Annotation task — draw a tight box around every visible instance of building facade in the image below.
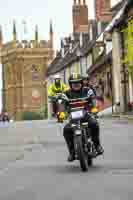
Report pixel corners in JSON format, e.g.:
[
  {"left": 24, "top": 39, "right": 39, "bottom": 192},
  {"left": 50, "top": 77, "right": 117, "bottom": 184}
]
[
  {"left": 46, "top": 0, "right": 115, "bottom": 116},
  {"left": 0, "top": 22, "right": 54, "bottom": 120},
  {"left": 108, "top": 0, "right": 133, "bottom": 113}
]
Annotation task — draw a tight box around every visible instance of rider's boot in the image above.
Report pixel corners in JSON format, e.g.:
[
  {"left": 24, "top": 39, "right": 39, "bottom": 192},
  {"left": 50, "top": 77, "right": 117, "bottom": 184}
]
[
  {"left": 92, "top": 135, "right": 104, "bottom": 156},
  {"left": 91, "top": 125, "right": 104, "bottom": 156},
  {"left": 95, "top": 144, "right": 104, "bottom": 155},
  {"left": 67, "top": 150, "right": 75, "bottom": 162}
]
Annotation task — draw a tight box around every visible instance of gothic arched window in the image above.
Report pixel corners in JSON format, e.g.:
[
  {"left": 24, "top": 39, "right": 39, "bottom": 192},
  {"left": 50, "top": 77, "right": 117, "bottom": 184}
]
[{"left": 32, "top": 65, "right": 40, "bottom": 81}]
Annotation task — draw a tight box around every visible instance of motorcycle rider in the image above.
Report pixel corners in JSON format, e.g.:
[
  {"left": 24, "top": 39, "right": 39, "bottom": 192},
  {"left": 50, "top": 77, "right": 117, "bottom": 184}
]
[
  {"left": 82, "top": 74, "right": 97, "bottom": 109},
  {"left": 82, "top": 74, "right": 97, "bottom": 96},
  {"left": 48, "top": 74, "right": 69, "bottom": 116},
  {"left": 63, "top": 73, "right": 104, "bottom": 162}
]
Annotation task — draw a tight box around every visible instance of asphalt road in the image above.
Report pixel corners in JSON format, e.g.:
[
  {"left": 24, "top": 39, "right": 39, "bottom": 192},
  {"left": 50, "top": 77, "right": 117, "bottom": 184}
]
[{"left": 0, "top": 119, "right": 133, "bottom": 200}]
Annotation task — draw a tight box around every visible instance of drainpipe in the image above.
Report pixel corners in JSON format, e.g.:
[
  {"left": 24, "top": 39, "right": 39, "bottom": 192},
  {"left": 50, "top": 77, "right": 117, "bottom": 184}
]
[
  {"left": 110, "top": 63, "right": 114, "bottom": 114},
  {"left": 120, "top": 31, "right": 128, "bottom": 113}
]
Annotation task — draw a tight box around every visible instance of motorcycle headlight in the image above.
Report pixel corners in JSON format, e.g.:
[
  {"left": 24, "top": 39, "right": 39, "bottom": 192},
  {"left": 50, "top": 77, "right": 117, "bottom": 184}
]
[{"left": 58, "top": 99, "right": 62, "bottom": 104}]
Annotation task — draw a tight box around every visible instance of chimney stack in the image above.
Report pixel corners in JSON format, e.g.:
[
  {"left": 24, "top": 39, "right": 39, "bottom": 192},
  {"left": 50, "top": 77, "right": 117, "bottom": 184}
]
[
  {"left": 83, "top": 0, "right": 86, "bottom": 5},
  {"left": 73, "top": 0, "right": 89, "bottom": 33},
  {"left": 78, "top": 0, "right": 81, "bottom": 4}
]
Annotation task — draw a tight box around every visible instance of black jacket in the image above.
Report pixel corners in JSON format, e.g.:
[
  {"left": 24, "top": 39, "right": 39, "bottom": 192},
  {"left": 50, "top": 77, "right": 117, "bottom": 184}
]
[{"left": 64, "top": 87, "right": 95, "bottom": 111}]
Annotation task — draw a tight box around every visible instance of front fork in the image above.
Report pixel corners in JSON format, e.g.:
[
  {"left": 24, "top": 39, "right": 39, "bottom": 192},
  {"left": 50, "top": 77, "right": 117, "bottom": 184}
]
[
  {"left": 73, "top": 128, "right": 88, "bottom": 159},
  {"left": 74, "top": 135, "right": 78, "bottom": 159}
]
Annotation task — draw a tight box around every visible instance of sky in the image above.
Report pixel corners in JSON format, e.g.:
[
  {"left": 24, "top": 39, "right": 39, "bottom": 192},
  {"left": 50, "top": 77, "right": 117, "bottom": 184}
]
[
  {"left": 0, "top": 0, "right": 120, "bottom": 112},
  {"left": 0, "top": 0, "right": 119, "bottom": 50}
]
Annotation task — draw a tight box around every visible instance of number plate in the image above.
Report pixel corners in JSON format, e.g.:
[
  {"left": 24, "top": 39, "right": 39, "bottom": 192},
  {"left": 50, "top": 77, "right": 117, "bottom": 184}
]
[
  {"left": 75, "top": 130, "right": 82, "bottom": 135},
  {"left": 71, "top": 110, "right": 83, "bottom": 119}
]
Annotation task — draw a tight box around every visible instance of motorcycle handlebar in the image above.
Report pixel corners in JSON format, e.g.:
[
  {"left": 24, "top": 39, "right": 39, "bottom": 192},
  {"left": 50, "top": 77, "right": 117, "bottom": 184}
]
[
  {"left": 48, "top": 94, "right": 69, "bottom": 102},
  {"left": 49, "top": 95, "right": 91, "bottom": 103}
]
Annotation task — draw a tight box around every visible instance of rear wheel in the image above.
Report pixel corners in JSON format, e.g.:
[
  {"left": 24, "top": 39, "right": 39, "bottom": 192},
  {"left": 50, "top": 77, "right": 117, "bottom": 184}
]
[
  {"left": 75, "top": 135, "right": 88, "bottom": 172},
  {"left": 59, "top": 119, "right": 64, "bottom": 123}
]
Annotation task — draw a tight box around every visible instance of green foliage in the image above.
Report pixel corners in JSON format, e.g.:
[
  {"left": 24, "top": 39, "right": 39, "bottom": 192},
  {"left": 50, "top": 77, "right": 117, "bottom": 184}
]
[
  {"left": 22, "top": 111, "right": 43, "bottom": 121},
  {"left": 128, "top": 65, "right": 133, "bottom": 80},
  {"left": 121, "top": 19, "right": 133, "bottom": 79},
  {"left": 39, "top": 104, "right": 48, "bottom": 119}
]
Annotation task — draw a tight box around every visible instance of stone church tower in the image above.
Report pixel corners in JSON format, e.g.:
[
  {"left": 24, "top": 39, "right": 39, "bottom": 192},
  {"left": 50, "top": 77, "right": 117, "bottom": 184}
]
[
  {"left": 0, "top": 22, "right": 54, "bottom": 120},
  {"left": 72, "top": 0, "right": 89, "bottom": 33}
]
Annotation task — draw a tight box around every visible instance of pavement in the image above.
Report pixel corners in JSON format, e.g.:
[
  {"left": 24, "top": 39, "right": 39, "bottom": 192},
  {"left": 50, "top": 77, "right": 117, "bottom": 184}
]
[
  {"left": 98, "top": 106, "right": 133, "bottom": 120},
  {"left": 112, "top": 112, "right": 133, "bottom": 120},
  {"left": 0, "top": 119, "right": 133, "bottom": 199}
]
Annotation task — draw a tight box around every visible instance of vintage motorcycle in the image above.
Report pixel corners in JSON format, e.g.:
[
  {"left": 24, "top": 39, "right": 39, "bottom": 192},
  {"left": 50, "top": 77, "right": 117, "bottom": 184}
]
[
  {"left": 51, "top": 93, "right": 66, "bottom": 123},
  {"left": 66, "top": 97, "right": 99, "bottom": 172}
]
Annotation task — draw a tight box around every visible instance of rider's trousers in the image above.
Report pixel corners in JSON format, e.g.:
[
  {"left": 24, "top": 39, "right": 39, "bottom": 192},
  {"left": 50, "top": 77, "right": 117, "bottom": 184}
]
[{"left": 63, "top": 116, "right": 100, "bottom": 153}]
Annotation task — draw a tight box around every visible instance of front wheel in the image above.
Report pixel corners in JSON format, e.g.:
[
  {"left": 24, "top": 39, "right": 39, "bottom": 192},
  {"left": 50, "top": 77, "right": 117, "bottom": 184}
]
[
  {"left": 74, "top": 135, "right": 88, "bottom": 172},
  {"left": 88, "top": 157, "right": 93, "bottom": 166}
]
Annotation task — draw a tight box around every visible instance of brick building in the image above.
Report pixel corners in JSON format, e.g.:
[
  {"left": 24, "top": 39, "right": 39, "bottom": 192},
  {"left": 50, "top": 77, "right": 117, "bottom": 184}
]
[
  {"left": 46, "top": 0, "right": 115, "bottom": 116},
  {"left": 0, "top": 22, "right": 54, "bottom": 120},
  {"left": 95, "top": 0, "right": 112, "bottom": 22},
  {"left": 95, "top": 0, "right": 112, "bottom": 34},
  {"left": 73, "top": 0, "right": 89, "bottom": 33}
]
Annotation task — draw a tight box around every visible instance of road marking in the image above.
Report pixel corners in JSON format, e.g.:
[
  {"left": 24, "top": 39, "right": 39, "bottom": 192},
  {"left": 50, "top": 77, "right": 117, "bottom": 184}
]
[{"left": 108, "top": 169, "right": 133, "bottom": 175}]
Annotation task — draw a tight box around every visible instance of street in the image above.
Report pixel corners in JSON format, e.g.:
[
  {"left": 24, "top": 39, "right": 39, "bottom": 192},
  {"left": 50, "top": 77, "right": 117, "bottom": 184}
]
[{"left": 0, "top": 119, "right": 133, "bottom": 199}]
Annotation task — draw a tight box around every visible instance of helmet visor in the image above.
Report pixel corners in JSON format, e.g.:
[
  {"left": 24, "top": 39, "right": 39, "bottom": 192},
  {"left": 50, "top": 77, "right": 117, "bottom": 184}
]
[
  {"left": 71, "top": 82, "right": 82, "bottom": 91},
  {"left": 55, "top": 78, "right": 61, "bottom": 86}
]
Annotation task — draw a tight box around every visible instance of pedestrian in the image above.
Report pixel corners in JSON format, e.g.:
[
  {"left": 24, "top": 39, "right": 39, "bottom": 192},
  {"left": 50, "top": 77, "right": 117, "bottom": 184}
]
[
  {"left": 0, "top": 113, "right": 3, "bottom": 122},
  {"left": 2, "top": 111, "right": 10, "bottom": 122}
]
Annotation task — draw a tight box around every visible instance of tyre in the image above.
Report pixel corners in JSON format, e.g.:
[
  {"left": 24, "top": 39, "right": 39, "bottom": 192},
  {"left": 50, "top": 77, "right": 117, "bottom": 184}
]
[
  {"left": 87, "top": 157, "right": 93, "bottom": 166},
  {"left": 57, "top": 118, "right": 63, "bottom": 123},
  {"left": 75, "top": 135, "right": 88, "bottom": 172}
]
